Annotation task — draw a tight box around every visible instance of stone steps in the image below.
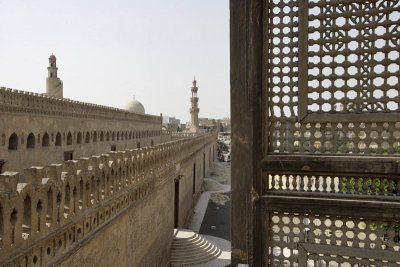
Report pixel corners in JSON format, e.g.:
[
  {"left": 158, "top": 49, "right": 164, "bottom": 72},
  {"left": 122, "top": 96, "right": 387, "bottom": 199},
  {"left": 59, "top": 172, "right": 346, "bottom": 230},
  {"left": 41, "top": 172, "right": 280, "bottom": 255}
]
[{"left": 170, "top": 229, "right": 222, "bottom": 266}]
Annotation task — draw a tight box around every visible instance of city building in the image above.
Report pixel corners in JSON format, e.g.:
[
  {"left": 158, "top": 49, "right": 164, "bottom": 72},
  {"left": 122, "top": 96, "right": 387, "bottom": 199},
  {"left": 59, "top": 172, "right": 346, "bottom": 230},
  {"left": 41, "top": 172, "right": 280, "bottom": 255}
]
[
  {"left": 199, "top": 118, "right": 218, "bottom": 132},
  {"left": 162, "top": 116, "right": 182, "bottom": 132}
]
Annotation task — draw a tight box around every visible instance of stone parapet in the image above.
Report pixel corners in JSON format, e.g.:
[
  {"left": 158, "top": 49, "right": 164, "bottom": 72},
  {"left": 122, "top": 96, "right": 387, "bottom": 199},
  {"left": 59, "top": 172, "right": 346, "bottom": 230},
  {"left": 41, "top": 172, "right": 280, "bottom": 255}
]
[
  {"left": 0, "top": 132, "right": 217, "bottom": 266},
  {"left": 162, "top": 132, "right": 198, "bottom": 138},
  {"left": 0, "top": 87, "right": 160, "bottom": 123}
]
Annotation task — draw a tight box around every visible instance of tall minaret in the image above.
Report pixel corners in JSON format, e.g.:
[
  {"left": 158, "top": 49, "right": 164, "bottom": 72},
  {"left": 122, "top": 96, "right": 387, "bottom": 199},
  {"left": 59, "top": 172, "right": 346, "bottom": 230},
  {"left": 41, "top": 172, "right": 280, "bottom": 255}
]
[
  {"left": 189, "top": 77, "right": 199, "bottom": 133},
  {"left": 46, "top": 54, "right": 63, "bottom": 98}
]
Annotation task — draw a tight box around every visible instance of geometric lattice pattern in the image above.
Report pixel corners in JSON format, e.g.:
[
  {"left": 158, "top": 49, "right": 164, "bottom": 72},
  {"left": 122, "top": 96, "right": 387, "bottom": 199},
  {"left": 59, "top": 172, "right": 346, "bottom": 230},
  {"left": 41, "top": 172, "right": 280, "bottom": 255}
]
[
  {"left": 308, "top": 0, "right": 400, "bottom": 114},
  {"left": 268, "top": 212, "right": 400, "bottom": 266},
  {"left": 270, "top": 120, "right": 400, "bottom": 154},
  {"left": 267, "top": 0, "right": 400, "bottom": 155},
  {"left": 268, "top": 0, "right": 299, "bottom": 119}
]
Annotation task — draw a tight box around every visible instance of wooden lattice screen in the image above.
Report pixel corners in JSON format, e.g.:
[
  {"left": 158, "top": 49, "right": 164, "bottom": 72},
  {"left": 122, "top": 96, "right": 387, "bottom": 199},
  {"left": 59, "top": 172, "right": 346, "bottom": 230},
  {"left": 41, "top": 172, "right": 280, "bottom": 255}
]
[
  {"left": 230, "top": 0, "right": 400, "bottom": 266},
  {"left": 268, "top": 0, "right": 400, "bottom": 154}
]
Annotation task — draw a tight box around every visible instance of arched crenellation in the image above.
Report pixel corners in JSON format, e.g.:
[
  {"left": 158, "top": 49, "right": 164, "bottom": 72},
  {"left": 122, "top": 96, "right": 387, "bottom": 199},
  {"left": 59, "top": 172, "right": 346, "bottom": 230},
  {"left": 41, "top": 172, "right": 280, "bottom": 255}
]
[
  {"left": 22, "top": 194, "right": 31, "bottom": 238},
  {"left": 0, "top": 132, "right": 217, "bottom": 266}
]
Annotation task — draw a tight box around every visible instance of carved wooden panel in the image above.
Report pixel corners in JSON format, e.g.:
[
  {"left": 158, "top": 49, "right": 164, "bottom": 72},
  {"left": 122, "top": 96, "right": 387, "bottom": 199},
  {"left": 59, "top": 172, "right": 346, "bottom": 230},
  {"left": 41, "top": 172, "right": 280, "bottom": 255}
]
[
  {"left": 267, "top": 0, "right": 400, "bottom": 154},
  {"left": 298, "top": 0, "right": 400, "bottom": 122},
  {"left": 267, "top": 211, "right": 400, "bottom": 266}
]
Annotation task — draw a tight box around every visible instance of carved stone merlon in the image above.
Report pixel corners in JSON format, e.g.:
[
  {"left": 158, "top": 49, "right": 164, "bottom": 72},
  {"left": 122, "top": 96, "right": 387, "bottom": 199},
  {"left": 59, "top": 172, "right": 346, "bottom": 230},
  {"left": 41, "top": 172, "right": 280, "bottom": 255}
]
[
  {"left": 23, "top": 166, "right": 44, "bottom": 185},
  {"left": 45, "top": 164, "right": 63, "bottom": 180},
  {"left": 0, "top": 171, "right": 19, "bottom": 194}
]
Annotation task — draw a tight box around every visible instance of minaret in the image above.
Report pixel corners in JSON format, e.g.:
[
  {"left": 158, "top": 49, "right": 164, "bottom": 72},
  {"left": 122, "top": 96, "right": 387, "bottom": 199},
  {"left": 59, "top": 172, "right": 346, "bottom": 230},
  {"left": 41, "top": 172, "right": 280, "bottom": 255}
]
[
  {"left": 46, "top": 54, "right": 63, "bottom": 98},
  {"left": 189, "top": 77, "right": 199, "bottom": 133}
]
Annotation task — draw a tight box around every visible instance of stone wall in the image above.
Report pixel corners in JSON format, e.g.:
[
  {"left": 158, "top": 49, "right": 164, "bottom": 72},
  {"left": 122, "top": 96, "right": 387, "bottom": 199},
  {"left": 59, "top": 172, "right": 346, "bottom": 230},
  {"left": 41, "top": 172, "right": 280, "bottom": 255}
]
[
  {"left": 0, "top": 87, "right": 162, "bottom": 172},
  {"left": 0, "top": 133, "right": 217, "bottom": 267}
]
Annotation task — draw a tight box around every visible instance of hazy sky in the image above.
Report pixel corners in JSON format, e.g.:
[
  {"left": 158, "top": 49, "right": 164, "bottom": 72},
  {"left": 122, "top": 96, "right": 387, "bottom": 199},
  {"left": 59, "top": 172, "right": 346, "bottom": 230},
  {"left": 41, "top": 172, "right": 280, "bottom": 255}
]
[{"left": 0, "top": 0, "right": 230, "bottom": 123}]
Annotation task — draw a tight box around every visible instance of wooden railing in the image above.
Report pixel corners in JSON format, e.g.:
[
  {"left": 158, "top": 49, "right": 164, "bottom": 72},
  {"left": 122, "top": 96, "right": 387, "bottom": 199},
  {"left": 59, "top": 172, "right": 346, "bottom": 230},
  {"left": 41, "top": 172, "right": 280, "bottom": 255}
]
[{"left": 261, "top": 154, "right": 400, "bottom": 266}]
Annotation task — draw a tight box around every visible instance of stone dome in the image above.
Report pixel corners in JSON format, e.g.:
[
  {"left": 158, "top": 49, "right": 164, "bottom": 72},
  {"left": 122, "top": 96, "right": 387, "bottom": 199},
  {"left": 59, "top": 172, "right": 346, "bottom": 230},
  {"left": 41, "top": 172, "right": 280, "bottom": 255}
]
[{"left": 124, "top": 99, "right": 145, "bottom": 114}]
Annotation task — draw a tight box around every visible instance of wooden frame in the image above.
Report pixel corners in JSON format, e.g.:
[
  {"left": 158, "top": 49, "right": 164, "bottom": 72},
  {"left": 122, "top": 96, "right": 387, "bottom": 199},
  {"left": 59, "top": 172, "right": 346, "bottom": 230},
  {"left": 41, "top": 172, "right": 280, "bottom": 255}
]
[
  {"left": 262, "top": 154, "right": 400, "bottom": 175},
  {"left": 230, "top": 0, "right": 265, "bottom": 265}
]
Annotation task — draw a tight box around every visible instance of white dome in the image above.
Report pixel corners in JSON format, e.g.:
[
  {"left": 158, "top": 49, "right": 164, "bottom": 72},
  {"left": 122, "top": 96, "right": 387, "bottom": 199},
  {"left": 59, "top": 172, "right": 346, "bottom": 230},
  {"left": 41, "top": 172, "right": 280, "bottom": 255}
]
[{"left": 124, "top": 99, "right": 145, "bottom": 114}]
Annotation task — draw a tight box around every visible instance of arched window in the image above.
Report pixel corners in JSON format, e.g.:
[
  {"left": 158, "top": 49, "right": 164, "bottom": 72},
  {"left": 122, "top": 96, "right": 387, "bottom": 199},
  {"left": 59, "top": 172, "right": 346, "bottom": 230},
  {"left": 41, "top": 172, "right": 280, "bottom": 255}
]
[
  {"left": 42, "top": 133, "right": 50, "bottom": 147},
  {"left": 117, "top": 132, "right": 120, "bottom": 141},
  {"left": 100, "top": 131, "right": 104, "bottom": 141},
  {"left": 55, "top": 133, "right": 62, "bottom": 146},
  {"left": 67, "top": 132, "right": 72, "bottom": 145},
  {"left": 85, "top": 132, "right": 90, "bottom": 143},
  {"left": 26, "top": 133, "right": 35, "bottom": 149},
  {"left": 107, "top": 132, "right": 110, "bottom": 141},
  {"left": 77, "top": 132, "right": 82, "bottom": 144},
  {"left": 112, "top": 132, "right": 115, "bottom": 141},
  {"left": 93, "top": 132, "right": 97, "bottom": 142},
  {"left": 8, "top": 133, "right": 18, "bottom": 150}
]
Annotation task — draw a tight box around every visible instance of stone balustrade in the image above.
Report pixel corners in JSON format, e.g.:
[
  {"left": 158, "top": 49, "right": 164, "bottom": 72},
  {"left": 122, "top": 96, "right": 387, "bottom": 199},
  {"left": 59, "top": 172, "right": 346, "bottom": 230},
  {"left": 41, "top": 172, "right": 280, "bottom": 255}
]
[
  {"left": 162, "top": 131, "right": 199, "bottom": 138},
  {"left": 0, "top": 132, "right": 216, "bottom": 266},
  {"left": 171, "top": 132, "right": 198, "bottom": 138}
]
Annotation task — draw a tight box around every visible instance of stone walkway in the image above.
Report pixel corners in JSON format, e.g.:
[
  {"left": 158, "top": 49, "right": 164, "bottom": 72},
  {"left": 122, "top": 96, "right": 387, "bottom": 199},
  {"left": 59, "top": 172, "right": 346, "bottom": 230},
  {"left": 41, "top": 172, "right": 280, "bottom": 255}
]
[{"left": 188, "top": 161, "right": 231, "bottom": 267}]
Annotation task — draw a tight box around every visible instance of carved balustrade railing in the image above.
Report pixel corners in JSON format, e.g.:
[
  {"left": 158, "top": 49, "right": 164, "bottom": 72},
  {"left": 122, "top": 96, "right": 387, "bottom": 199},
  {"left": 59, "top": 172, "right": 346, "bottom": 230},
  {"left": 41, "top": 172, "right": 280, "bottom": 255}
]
[
  {"left": 0, "top": 132, "right": 216, "bottom": 266},
  {"left": 261, "top": 155, "right": 400, "bottom": 266}
]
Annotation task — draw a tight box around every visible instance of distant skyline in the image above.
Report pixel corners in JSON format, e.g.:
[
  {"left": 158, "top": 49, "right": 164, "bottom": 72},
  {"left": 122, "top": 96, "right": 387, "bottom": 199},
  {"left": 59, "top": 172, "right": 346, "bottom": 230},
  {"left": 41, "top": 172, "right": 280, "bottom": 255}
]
[{"left": 0, "top": 0, "right": 230, "bottom": 123}]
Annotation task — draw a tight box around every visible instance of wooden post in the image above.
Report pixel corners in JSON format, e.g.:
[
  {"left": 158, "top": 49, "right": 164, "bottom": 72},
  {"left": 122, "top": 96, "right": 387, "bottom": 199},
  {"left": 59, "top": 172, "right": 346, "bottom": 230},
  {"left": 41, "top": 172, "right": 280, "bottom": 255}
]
[{"left": 230, "top": 0, "right": 265, "bottom": 265}]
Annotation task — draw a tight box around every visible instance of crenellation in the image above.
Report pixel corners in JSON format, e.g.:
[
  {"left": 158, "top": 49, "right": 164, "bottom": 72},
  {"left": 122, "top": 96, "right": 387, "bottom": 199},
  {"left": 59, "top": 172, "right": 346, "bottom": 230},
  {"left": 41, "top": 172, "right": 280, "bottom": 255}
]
[
  {"left": 0, "top": 86, "right": 160, "bottom": 123},
  {"left": 0, "top": 118, "right": 217, "bottom": 266},
  {"left": 45, "top": 164, "right": 62, "bottom": 181},
  {"left": 23, "top": 167, "right": 44, "bottom": 185},
  {"left": 0, "top": 171, "right": 18, "bottom": 195},
  {"left": 63, "top": 161, "right": 78, "bottom": 176}
]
